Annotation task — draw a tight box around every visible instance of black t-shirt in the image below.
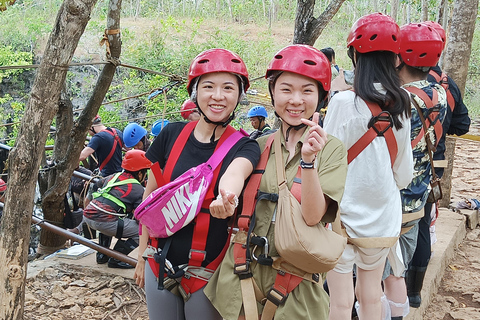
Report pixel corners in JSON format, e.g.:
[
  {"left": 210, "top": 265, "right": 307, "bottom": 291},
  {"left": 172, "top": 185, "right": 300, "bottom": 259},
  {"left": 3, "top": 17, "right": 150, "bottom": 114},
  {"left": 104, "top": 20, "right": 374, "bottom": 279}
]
[
  {"left": 145, "top": 122, "right": 260, "bottom": 267},
  {"left": 87, "top": 128, "right": 123, "bottom": 177}
]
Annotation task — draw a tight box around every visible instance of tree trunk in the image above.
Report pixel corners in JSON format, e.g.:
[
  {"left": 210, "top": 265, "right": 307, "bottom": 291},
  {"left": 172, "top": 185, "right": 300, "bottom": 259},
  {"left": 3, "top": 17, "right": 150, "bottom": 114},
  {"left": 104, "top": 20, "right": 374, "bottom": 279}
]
[
  {"left": 442, "top": 0, "right": 479, "bottom": 95},
  {"left": 421, "top": 0, "right": 429, "bottom": 21},
  {"left": 38, "top": 0, "right": 123, "bottom": 255},
  {"left": 437, "top": 0, "right": 447, "bottom": 25},
  {"left": 293, "top": 0, "right": 346, "bottom": 45},
  {"left": 390, "top": 0, "right": 399, "bottom": 21},
  {"left": 0, "top": 0, "right": 97, "bottom": 317}
]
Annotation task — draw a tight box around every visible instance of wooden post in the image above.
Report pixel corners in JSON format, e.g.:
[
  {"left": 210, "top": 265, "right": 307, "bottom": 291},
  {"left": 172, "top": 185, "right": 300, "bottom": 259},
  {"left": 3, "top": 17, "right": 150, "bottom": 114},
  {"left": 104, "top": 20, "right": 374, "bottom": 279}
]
[{"left": 439, "top": 136, "right": 456, "bottom": 207}]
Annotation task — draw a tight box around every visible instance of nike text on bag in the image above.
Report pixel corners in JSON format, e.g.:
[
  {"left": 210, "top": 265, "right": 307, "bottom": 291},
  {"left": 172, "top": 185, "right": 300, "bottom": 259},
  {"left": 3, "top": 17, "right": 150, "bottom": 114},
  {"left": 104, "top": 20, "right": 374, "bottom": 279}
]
[
  {"left": 134, "top": 129, "right": 245, "bottom": 238},
  {"left": 273, "top": 132, "right": 346, "bottom": 274}
]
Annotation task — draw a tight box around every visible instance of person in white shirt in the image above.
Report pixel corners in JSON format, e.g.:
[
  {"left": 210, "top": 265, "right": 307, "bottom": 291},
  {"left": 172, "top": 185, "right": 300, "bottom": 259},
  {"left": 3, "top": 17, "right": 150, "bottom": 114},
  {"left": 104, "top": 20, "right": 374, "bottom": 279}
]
[{"left": 324, "top": 12, "right": 414, "bottom": 320}]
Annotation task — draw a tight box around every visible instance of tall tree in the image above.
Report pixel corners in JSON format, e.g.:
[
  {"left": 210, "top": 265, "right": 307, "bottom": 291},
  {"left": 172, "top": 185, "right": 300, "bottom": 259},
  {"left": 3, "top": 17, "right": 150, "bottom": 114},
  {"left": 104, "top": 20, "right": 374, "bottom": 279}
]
[
  {"left": 0, "top": 0, "right": 96, "bottom": 317},
  {"left": 0, "top": 0, "right": 122, "bottom": 318},
  {"left": 442, "top": 0, "right": 478, "bottom": 95},
  {"left": 37, "top": 0, "right": 122, "bottom": 255},
  {"left": 293, "top": 0, "right": 346, "bottom": 45}
]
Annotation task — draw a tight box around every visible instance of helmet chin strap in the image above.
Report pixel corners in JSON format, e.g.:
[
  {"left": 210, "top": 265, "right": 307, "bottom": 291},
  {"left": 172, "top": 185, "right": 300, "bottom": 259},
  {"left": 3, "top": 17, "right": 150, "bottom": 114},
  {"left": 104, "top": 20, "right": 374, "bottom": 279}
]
[{"left": 276, "top": 99, "right": 326, "bottom": 142}]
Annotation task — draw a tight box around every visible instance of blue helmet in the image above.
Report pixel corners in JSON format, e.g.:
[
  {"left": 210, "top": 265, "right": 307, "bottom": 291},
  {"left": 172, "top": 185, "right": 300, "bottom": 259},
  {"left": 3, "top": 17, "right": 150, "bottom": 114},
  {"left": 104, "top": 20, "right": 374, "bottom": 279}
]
[
  {"left": 151, "top": 119, "right": 169, "bottom": 137},
  {"left": 123, "top": 122, "right": 148, "bottom": 148},
  {"left": 247, "top": 105, "right": 268, "bottom": 118}
]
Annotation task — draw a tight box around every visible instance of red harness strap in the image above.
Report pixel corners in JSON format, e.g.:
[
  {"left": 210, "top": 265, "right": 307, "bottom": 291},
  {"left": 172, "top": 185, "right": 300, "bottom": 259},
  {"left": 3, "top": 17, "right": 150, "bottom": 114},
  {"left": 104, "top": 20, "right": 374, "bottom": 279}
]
[
  {"left": 429, "top": 70, "right": 455, "bottom": 112},
  {"left": 147, "top": 121, "right": 237, "bottom": 296},
  {"left": 98, "top": 128, "right": 122, "bottom": 172},
  {"left": 405, "top": 86, "right": 443, "bottom": 149},
  {"left": 234, "top": 133, "right": 303, "bottom": 316},
  {"left": 347, "top": 102, "right": 398, "bottom": 167}
]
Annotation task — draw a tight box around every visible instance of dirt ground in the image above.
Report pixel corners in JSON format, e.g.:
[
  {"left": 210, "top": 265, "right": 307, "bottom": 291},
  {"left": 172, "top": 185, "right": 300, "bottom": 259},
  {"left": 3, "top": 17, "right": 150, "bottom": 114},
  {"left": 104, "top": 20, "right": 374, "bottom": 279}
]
[
  {"left": 423, "top": 119, "right": 480, "bottom": 320},
  {"left": 23, "top": 120, "right": 480, "bottom": 319}
]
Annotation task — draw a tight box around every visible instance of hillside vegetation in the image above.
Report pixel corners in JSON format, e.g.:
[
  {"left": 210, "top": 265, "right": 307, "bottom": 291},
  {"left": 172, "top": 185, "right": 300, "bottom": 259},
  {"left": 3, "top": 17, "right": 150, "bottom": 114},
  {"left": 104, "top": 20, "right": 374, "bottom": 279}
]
[{"left": 0, "top": 0, "right": 479, "bottom": 143}]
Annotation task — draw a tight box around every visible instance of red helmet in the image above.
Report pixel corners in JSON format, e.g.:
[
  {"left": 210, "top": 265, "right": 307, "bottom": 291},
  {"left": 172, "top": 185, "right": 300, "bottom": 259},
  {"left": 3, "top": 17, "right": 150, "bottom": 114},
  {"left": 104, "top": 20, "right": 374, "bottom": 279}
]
[
  {"left": 0, "top": 178, "right": 6, "bottom": 193},
  {"left": 187, "top": 48, "right": 249, "bottom": 94},
  {"left": 265, "top": 44, "right": 332, "bottom": 91},
  {"left": 399, "top": 23, "right": 443, "bottom": 67},
  {"left": 422, "top": 21, "right": 446, "bottom": 49},
  {"left": 121, "top": 150, "right": 152, "bottom": 172},
  {"left": 180, "top": 99, "right": 197, "bottom": 119},
  {"left": 347, "top": 12, "right": 400, "bottom": 53}
]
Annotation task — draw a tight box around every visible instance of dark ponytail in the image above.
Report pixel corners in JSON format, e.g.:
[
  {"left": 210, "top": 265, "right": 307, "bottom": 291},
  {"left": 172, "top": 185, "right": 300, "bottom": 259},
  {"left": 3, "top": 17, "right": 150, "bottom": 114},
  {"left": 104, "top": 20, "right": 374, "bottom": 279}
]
[{"left": 352, "top": 50, "right": 411, "bottom": 130}]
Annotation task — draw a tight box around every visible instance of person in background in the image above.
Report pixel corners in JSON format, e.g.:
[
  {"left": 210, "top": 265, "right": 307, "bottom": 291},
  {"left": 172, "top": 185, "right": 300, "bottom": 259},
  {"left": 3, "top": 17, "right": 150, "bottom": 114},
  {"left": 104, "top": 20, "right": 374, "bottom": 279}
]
[
  {"left": 79, "top": 115, "right": 123, "bottom": 177},
  {"left": 123, "top": 122, "right": 151, "bottom": 151},
  {"left": 83, "top": 149, "right": 151, "bottom": 269},
  {"left": 382, "top": 22, "right": 447, "bottom": 320},
  {"left": 0, "top": 178, "right": 6, "bottom": 221},
  {"left": 324, "top": 13, "right": 413, "bottom": 320},
  {"left": 205, "top": 44, "right": 348, "bottom": 320},
  {"left": 406, "top": 20, "right": 471, "bottom": 309},
  {"left": 150, "top": 119, "right": 170, "bottom": 138},
  {"left": 180, "top": 99, "right": 201, "bottom": 122},
  {"left": 321, "top": 47, "right": 340, "bottom": 79},
  {"left": 134, "top": 48, "right": 260, "bottom": 320},
  {"left": 79, "top": 115, "right": 124, "bottom": 263},
  {"left": 247, "top": 105, "right": 271, "bottom": 139}
]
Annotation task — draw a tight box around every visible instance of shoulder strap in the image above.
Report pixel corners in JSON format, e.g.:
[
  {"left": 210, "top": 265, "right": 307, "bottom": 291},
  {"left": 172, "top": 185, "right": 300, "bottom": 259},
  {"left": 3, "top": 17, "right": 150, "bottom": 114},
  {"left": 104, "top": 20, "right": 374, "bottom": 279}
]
[
  {"left": 347, "top": 102, "right": 398, "bottom": 167},
  {"left": 98, "top": 128, "right": 122, "bottom": 172},
  {"left": 163, "top": 121, "right": 197, "bottom": 181},
  {"left": 406, "top": 87, "right": 443, "bottom": 148},
  {"left": 429, "top": 70, "right": 455, "bottom": 112},
  {"left": 237, "top": 133, "right": 276, "bottom": 231}
]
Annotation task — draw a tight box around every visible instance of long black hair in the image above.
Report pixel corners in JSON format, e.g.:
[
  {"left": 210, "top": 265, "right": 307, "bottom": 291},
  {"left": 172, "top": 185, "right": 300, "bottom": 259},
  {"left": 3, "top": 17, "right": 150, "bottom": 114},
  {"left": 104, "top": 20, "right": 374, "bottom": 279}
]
[{"left": 350, "top": 47, "right": 411, "bottom": 130}]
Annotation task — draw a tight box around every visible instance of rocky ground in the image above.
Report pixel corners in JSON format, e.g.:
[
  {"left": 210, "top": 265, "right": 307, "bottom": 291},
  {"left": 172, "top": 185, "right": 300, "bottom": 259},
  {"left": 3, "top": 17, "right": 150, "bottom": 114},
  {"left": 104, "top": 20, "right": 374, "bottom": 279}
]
[
  {"left": 23, "top": 120, "right": 480, "bottom": 319},
  {"left": 422, "top": 119, "right": 480, "bottom": 320}
]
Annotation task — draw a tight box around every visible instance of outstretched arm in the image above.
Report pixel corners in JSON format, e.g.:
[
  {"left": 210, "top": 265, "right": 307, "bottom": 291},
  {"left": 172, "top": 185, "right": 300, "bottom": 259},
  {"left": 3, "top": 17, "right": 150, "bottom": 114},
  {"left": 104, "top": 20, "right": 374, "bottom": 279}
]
[{"left": 209, "top": 157, "right": 254, "bottom": 219}]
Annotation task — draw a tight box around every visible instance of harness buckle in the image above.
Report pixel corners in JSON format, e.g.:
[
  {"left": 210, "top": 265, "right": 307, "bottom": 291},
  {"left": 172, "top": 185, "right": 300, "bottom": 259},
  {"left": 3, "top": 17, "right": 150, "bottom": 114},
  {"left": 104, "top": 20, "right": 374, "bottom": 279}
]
[
  {"left": 234, "top": 262, "right": 252, "bottom": 279},
  {"left": 368, "top": 111, "right": 393, "bottom": 136},
  {"left": 178, "top": 284, "right": 191, "bottom": 302},
  {"left": 188, "top": 249, "right": 207, "bottom": 262},
  {"left": 266, "top": 287, "right": 288, "bottom": 306}
]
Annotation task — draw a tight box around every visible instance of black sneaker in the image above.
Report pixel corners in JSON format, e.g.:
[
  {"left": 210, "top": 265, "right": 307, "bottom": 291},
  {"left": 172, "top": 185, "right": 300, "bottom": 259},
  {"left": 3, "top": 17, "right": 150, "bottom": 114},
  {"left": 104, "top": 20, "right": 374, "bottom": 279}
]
[{"left": 108, "top": 258, "right": 134, "bottom": 269}]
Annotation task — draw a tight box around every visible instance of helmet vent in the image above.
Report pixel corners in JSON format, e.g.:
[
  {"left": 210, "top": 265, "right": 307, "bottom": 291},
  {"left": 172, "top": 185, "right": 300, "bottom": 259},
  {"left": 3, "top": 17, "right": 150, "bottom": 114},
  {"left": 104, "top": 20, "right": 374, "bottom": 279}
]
[
  {"left": 198, "top": 59, "right": 210, "bottom": 64},
  {"left": 303, "top": 60, "right": 316, "bottom": 66},
  {"left": 231, "top": 58, "right": 241, "bottom": 64},
  {"left": 392, "top": 35, "right": 397, "bottom": 42},
  {"left": 419, "top": 53, "right": 427, "bottom": 58},
  {"left": 406, "top": 49, "right": 413, "bottom": 53},
  {"left": 274, "top": 54, "right": 284, "bottom": 59},
  {"left": 370, "top": 34, "right": 378, "bottom": 41}
]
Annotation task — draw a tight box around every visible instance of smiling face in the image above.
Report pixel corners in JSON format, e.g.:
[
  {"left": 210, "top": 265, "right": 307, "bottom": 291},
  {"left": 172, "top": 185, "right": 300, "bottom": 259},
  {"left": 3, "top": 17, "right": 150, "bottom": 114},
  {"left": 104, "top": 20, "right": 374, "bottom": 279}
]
[
  {"left": 271, "top": 71, "right": 319, "bottom": 126},
  {"left": 196, "top": 72, "right": 241, "bottom": 123}
]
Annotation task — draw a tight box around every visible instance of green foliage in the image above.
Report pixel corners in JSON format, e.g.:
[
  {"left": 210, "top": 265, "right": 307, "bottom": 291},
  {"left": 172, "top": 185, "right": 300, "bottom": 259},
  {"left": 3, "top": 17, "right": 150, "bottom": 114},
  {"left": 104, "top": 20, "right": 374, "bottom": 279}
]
[{"left": 0, "top": 46, "right": 32, "bottom": 82}]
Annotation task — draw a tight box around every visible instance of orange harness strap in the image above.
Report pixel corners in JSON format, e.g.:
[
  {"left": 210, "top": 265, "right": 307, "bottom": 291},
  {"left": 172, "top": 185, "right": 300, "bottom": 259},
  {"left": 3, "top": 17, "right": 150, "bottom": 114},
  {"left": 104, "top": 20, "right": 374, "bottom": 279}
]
[
  {"left": 234, "top": 133, "right": 304, "bottom": 320},
  {"left": 347, "top": 102, "right": 398, "bottom": 167},
  {"left": 429, "top": 70, "right": 455, "bottom": 112},
  {"left": 147, "top": 122, "right": 237, "bottom": 296},
  {"left": 405, "top": 86, "right": 442, "bottom": 149}
]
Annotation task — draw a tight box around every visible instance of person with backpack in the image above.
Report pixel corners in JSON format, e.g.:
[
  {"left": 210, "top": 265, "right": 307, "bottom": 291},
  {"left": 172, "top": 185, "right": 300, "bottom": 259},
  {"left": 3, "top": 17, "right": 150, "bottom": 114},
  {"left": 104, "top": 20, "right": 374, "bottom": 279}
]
[
  {"left": 204, "top": 44, "right": 348, "bottom": 320},
  {"left": 134, "top": 48, "right": 260, "bottom": 320},
  {"left": 123, "top": 122, "right": 151, "bottom": 151},
  {"left": 405, "top": 20, "right": 471, "bottom": 309},
  {"left": 323, "top": 13, "right": 414, "bottom": 320},
  {"left": 83, "top": 149, "right": 152, "bottom": 268},
  {"left": 381, "top": 22, "right": 447, "bottom": 320},
  {"left": 247, "top": 105, "right": 271, "bottom": 139}
]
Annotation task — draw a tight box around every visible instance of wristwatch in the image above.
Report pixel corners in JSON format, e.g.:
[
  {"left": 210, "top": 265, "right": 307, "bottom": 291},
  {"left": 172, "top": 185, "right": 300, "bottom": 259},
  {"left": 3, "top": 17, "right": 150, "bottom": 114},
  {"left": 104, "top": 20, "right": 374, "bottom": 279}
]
[{"left": 300, "top": 157, "right": 317, "bottom": 169}]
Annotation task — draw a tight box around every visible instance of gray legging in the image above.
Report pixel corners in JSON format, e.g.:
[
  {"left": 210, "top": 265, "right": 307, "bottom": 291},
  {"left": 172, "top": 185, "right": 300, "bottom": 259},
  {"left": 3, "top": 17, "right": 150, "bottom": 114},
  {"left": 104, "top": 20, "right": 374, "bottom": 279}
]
[{"left": 144, "top": 262, "right": 223, "bottom": 320}]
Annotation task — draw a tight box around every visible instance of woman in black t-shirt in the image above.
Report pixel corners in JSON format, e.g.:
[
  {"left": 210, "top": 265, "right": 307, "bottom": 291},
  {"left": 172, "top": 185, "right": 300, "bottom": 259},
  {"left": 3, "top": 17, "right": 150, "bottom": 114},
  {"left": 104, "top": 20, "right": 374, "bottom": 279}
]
[{"left": 134, "top": 48, "right": 260, "bottom": 320}]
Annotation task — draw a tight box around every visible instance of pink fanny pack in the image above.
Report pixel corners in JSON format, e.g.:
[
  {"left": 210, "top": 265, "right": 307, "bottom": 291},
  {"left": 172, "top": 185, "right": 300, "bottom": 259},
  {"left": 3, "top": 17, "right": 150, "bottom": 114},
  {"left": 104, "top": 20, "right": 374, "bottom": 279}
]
[{"left": 135, "top": 128, "right": 246, "bottom": 238}]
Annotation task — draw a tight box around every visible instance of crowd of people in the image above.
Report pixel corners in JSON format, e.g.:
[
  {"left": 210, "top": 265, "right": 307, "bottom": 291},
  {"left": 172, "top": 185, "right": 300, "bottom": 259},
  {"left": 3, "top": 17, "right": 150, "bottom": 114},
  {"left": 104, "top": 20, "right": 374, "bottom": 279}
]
[{"left": 0, "top": 10, "right": 469, "bottom": 320}]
